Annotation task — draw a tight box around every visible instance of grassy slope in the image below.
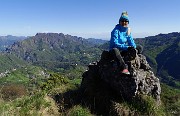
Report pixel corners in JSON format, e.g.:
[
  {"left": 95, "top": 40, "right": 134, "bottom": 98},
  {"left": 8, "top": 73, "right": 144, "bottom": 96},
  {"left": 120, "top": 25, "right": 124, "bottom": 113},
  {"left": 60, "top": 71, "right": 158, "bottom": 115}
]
[
  {"left": 0, "top": 65, "right": 179, "bottom": 115},
  {"left": 0, "top": 53, "right": 27, "bottom": 72},
  {"left": 0, "top": 66, "right": 91, "bottom": 116}
]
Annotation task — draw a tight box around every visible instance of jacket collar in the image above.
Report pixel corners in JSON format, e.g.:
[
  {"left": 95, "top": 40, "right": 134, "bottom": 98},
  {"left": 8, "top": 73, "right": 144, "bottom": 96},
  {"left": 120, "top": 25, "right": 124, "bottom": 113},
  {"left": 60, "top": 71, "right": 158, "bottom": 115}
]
[{"left": 115, "top": 24, "right": 128, "bottom": 32}]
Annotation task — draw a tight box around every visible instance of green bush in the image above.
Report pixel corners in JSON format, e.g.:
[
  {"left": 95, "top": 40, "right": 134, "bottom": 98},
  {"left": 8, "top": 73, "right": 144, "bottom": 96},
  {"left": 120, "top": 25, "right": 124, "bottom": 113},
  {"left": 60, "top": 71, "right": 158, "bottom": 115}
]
[
  {"left": 40, "top": 72, "right": 68, "bottom": 91},
  {"left": 66, "top": 105, "right": 92, "bottom": 116},
  {"left": 161, "top": 83, "right": 180, "bottom": 115}
]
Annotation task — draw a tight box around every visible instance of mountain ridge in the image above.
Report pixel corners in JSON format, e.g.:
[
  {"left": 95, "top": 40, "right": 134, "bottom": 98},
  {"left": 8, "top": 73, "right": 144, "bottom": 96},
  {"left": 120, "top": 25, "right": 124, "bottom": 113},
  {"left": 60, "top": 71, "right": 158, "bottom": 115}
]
[
  {"left": 0, "top": 35, "right": 26, "bottom": 51},
  {"left": 135, "top": 32, "right": 180, "bottom": 87},
  {"left": 5, "top": 33, "right": 105, "bottom": 71}
]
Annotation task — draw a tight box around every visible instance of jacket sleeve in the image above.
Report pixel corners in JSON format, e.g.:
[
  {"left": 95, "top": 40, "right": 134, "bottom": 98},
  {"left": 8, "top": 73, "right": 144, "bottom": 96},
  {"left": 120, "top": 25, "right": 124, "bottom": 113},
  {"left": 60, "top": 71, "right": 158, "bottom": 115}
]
[
  {"left": 127, "top": 34, "right": 136, "bottom": 48},
  {"left": 111, "top": 30, "right": 129, "bottom": 50}
]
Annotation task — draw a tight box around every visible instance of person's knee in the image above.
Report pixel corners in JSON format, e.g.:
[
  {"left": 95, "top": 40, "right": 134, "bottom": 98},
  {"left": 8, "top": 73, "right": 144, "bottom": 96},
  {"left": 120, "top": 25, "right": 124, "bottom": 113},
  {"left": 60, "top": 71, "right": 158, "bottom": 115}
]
[{"left": 112, "top": 48, "right": 121, "bottom": 55}]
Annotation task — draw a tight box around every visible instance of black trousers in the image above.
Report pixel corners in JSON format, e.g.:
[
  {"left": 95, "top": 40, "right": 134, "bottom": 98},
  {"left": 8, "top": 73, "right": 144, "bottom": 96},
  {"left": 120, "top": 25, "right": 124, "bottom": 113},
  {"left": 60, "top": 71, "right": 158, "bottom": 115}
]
[
  {"left": 109, "top": 48, "right": 126, "bottom": 70},
  {"left": 109, "top": 45, "right": 143, "bottom": 70}
]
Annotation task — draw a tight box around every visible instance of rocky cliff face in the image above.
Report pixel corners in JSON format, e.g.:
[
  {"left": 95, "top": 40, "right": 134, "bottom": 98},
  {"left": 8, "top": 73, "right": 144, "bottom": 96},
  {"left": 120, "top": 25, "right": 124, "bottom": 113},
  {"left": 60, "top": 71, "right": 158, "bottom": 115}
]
[{"left": 80, "top": 50, "right": 161, "bottom": 115}]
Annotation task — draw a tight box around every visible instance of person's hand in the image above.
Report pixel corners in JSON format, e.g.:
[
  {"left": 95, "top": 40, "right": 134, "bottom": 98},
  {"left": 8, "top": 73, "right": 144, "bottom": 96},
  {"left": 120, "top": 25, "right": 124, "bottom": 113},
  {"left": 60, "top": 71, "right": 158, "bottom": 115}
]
[
  {"left": 127, "top": 27, "right": 131, "bottom": 36},
  {"left": 128, "top": 46, "right": 134, "bottom": 50},
  {"left": 127, "top": 46, "right": 136, "bottom": 60}
]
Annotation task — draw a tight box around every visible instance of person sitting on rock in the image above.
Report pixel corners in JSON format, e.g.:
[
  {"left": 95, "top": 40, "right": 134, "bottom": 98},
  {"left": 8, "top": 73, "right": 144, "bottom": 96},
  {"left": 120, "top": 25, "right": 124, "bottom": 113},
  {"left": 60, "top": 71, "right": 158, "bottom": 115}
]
[{"left": 109, "top": 11, "right": 137, "bottom": 75}]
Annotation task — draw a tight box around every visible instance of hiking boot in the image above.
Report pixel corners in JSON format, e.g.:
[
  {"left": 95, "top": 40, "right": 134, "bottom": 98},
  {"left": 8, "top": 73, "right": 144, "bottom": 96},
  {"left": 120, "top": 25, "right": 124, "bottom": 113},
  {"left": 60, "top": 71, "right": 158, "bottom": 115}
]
[{"left": 122, "top": 69, "right": 130, "bottom": 75}]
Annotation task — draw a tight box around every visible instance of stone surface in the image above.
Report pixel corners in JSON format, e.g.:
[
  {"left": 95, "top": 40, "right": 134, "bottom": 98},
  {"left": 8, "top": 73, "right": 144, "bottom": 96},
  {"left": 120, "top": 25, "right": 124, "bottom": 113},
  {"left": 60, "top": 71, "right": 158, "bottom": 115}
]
[{"left": 81, "top": 50, "right": 161, "bottom": 104}]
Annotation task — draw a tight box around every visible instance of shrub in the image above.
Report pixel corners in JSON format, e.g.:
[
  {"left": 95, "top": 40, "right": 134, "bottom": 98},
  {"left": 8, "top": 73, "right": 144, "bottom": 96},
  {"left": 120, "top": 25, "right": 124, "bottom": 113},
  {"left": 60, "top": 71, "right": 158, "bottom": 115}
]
[
  {"left": 40, "top": 72, "right": 68, "bottom": 91},
  {"left": 66, "top": 105, "right": 92, "bottom": 116},
  {"left": 0, "top": 84, "right": 27, "bottom": 101}
]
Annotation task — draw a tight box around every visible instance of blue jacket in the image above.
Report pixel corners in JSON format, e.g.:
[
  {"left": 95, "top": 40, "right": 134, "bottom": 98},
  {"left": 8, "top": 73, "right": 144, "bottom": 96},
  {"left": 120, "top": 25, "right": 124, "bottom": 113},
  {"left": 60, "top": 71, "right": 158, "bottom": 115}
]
[{"left": 109, "top": 24, "right": 136, "bottom": 51}]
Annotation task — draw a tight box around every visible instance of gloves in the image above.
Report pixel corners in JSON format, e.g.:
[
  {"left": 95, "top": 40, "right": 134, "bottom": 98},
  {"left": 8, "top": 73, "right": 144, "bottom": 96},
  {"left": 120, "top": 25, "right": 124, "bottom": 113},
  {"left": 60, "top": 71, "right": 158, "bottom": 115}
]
[
  {"left": 128, "top": 46, "right": 134, "bottom": 51},
  {"left": 127, "top": 46, "right": 136, "bottom": 60}
]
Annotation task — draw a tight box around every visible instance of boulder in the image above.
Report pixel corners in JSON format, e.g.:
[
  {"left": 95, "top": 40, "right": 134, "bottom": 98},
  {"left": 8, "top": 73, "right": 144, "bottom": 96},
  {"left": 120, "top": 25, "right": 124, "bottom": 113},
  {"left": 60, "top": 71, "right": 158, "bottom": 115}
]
[{"left": 80, "top": 50, "right": 161, "bottom": 115}]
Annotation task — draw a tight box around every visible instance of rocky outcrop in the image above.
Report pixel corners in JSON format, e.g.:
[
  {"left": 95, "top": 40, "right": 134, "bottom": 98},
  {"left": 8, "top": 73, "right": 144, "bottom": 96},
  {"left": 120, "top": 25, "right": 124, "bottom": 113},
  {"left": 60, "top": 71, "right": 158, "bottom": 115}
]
[{"left": 80, "top": 50, "right": 161, "bottom": 115}]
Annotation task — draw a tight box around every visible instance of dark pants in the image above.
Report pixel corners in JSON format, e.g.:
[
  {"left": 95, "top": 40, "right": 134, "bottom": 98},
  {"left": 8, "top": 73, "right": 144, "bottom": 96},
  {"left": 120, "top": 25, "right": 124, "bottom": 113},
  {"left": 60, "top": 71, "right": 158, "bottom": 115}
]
[
  {"left": 109, "top": 48, "right": 126, "bottom": 70},
  {"left": 109, "top": 45, "right": 143, "bottom": 70}
]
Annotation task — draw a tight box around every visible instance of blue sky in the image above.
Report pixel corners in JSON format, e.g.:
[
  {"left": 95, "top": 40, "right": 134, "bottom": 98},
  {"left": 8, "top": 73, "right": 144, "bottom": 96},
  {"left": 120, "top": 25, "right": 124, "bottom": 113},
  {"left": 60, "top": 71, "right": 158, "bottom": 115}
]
[{"left": 0, "top": 0, "right": 180, "bottom": 39}]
